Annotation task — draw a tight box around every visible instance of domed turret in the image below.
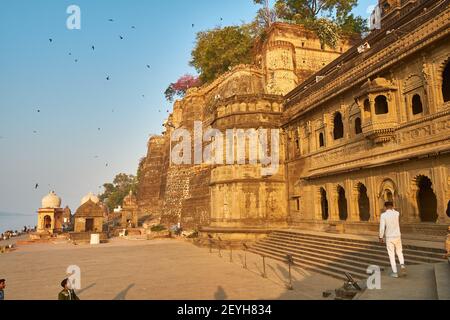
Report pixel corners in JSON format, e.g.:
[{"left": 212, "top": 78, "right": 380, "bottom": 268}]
[
  {"left": 41, "top": 191, "right": 62, "bottom": 209},
  {"left": 80, "top": 192, "right": 100, "bottom": 205}
]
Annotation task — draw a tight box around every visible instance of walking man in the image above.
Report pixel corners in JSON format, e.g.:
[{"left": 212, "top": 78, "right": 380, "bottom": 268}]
[
  {"left": 379, "top": 202, "right": 407, "bottom": 278},
  {"left": 0, "top": 279, "right": 5, "bottom": 300},
  {"left": 58, "top": 278, "right": 80, "bottom": 300}
]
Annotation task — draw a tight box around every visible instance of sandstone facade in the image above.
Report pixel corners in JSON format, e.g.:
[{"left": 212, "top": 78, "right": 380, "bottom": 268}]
[{"left": 137, "top": 0, "right": 450, "bottom": 237}]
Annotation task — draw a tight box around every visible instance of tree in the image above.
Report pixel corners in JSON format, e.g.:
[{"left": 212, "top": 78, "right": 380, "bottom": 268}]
[
  {"left": 164, "top": 74, "right": 201, "bottom": 102},
  {"left": 274, "top": 0, "right": 367, "bottom": 47},
  {"left": 253, "top": 0, "right": 278, "bottom": 31},
  {"left": 99, "top": 173, "right": 137, "bottom": 212},
  {"left": 190, "top": 25, "right": 255, "bottom": 83}
]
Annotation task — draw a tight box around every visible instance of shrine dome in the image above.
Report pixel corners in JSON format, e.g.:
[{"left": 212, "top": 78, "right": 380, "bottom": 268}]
[
  {"left": 80, "top": 192, "right": 100, "bottom": 205},
  {"left": 41, "top": 191, "right": 62, "bottom": 209}
]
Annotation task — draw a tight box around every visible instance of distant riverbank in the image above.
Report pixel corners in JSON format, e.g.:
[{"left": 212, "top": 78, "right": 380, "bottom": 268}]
[{"left": 0, "top": 212, "right": 35, "bottom": 233}]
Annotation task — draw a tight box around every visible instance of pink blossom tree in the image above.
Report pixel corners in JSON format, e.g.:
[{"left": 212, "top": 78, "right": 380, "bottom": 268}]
[{"left": 165, "top": 74, "right": 201, "bottom": 102}]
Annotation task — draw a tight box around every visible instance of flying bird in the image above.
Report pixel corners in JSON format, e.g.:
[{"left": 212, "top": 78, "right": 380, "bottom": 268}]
[
  {"left": 131, "top": 26, "right": 136, "bottom": 29},
  {"left": 74, "top": 59, "right": 78, "bottom": 63},
  {"left": 49, "top": 38, "right": 53, "bottom": 43},
  {"left": 35, "top": 183, "right": 39, "bottom": 189},
  {"left": 106, "top": 76, "right": 110, "bottom": 81},
  {"left": 108, "top": 19, "right": 114, "bottom": 22},
  {"left": 91, "top": 45, "right": 95, "bottom": 51},
  {"left": 37, "top": 109, "right": 40, "bottom": 113},
  {"left": 119, "top": 35, "right": 124, "bottom": 40},
  {"left": 192, "top": 24, "right": 194, "bottom": 28},
  {"left": 69, "top": 52, "right": 72, "bottom": 56},
  {"left": 146, "top": 65, "right": 150, "bottom": 69}
]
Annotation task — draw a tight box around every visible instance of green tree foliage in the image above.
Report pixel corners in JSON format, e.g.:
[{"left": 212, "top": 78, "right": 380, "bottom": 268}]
[
  {"left": 98, "top": 173, "right": 137, "bottom": 212},
  {"left": 274, "top": 0, "right": 368, "bottom": 47},
  {"left": 190, "top": 25, "right": 255, "bottom": 84}
]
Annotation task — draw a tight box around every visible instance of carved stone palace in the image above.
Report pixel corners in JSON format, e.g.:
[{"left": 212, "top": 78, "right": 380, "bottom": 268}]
[{"left": 137, "top": 0, "right": 450, "bottom": 240}]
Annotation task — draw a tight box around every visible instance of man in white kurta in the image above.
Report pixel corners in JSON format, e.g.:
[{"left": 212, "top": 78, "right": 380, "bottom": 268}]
[{"left": 379, "top": 202, "right": 407, "bottom": 278}]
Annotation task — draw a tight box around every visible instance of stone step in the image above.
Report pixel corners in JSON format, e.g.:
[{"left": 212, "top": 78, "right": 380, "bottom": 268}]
[
  {"left": 273, "top": 231, "right": 446, "bottom": 255},
  {"left": 434, "top": 262, "right": 450, "bottom": 300},
  {"left": 253, "top": 242, "right": 378, "bottom": 273},
  {"left": 271, "top": 232, "right": 446, "bottom": 260},
  {"left": 266, "top": 234, "right": 446, "bottom": 264},
  {"left": 250, "top": 243, "right": 368, "bottom": 280},
  {"left": 248, "top": 247, "right": 368, "bottom": 281},
  {"left": 261, "top": 238, "right": 410, "bottom": 267}
]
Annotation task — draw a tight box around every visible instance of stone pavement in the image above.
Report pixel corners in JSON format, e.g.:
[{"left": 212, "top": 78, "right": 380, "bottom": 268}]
[
  {"left": 357, "top": 264, "right": 438, "bottom": 300},
  {"left": 0, "top": 238, "right": 341, "bottom": 300}
]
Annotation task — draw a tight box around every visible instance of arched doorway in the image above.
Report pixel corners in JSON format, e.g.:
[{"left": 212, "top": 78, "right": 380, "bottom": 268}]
[
  {"left": 443, "top": 61, "right": 450, "bottom": 102},
  {"left": 337, "top": 186, "right": 348, "bottom": 221},
  {"left": 44, "top": 215, "right": 52, "bottom": 230},
  {"left": 320, "top": 188, "right": 329, "bottom": 220},
  {"left": 416, "top": 176, "right": 438, "bottom": 222},
  {"left": 358, "top": 184, "right": 371, "bottom": 221}
]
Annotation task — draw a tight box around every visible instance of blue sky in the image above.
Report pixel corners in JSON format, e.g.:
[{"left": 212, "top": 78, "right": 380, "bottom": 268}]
[{"left": 0, "top": 0, "right": 374, "bottom": 219}]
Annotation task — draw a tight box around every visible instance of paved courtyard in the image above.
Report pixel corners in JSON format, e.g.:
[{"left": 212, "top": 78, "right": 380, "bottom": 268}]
[{"left": 0, "top": 238, "right": 341, "bottom": 300}]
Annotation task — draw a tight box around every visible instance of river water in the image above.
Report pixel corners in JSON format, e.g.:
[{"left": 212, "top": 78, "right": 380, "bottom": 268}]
[{"left": 0, "top": 212, "right": 36, "bottom": 233}]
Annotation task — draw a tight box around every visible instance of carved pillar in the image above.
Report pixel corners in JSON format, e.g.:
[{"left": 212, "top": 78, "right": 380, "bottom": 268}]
[
  {"left": 347, "top": 180, "right": 358, "bottom": 222},
  {"left": 367, "top": 176, "right": 377, "bottom": 223},
  {"left": 408, "top": 182, "right": 421, "bottom": 223},
  {"left": 422, "top": 59, "right": 437, "bottom": 112},
  {"left": 433, "top": 166, "right": 448, "bottom": 224},
  {"left": 328, "top": 184, "right": 339, "bottom": 222}
]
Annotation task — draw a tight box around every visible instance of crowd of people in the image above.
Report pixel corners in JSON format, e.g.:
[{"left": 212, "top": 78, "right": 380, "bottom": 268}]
[{"left": 1, "top": 226, "right": 36, "bottom": 241}]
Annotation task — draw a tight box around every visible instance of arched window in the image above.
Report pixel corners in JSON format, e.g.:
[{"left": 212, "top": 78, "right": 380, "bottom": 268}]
[
  {"left": 412, "top": 94, "right": 423, "bottom": 115},
  {"left": 319, "top": 133, "right": 325, "bottom": 148},
  {"left": 375, "top": 95, "right": 389, "bottom": 114},
  {"left": 443, "top": 61, "right": 450, "bottom": 102},
  {"left": 355, "top": 117, "right": 362, "bottom": 135},
  {"left": 333, "top": 112, "right": 344, "bottom": 140}
]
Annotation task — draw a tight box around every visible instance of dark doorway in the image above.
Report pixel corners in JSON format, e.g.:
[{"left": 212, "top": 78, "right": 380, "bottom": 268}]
[
  {"left": 358, "top": 184, "right": 371, "bottom": 221},
  {"left": 85, "top": 218, "right": 94, "bottom": 232},
  {"left": 447, "top": 200, "right": 450, "bottom": 218},
  {"left": 337, "top": 186, "right": 348, "bottom": 221},
  {"left": 443, "top": 61, "right": 450, "bottom": 102},
  {"left": 44, "top": 215, "right": 52, "bottom": 229},
  {"left": 333, "top": 112, "right": 344, "bottom": 140},
  {"left": 417, "top": 176, "right": 438, "bottom": 222},
  {"left": 320, "top": 188, "right": 329, "bottom": 220}
]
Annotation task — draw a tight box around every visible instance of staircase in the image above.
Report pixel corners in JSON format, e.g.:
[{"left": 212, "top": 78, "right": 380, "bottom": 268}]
[{"left": 249, "top": 230, "right": 447, "bottom": 281}]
